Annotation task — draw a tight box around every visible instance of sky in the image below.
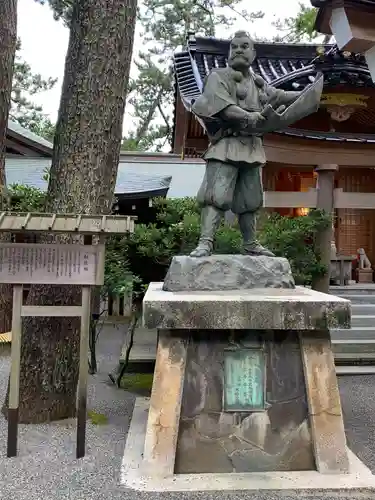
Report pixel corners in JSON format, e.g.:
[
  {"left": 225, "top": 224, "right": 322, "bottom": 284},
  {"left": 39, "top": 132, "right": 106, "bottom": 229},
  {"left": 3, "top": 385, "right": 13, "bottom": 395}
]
[{"left": 17, "top": 0, "right": 309, "bottom": 130}]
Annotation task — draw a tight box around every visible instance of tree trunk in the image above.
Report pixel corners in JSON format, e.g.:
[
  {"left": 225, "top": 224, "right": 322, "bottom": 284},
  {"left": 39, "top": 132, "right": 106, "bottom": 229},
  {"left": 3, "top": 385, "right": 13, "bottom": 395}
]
[
  {"left": 3, "top": 0, "right": 137, "bottom": 423},
  {"left": 0, "top": 0, "right": 17, "bottom": 334}
]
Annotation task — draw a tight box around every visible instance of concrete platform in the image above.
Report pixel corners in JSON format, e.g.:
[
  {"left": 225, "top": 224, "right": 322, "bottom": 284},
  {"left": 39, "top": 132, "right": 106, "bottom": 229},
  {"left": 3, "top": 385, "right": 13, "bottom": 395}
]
[
  {"left": 121, "top": 398, "right": 375, "bottom": 493},
  {"left": 143, "top": 282, "right": 351, "bottom": 331}
]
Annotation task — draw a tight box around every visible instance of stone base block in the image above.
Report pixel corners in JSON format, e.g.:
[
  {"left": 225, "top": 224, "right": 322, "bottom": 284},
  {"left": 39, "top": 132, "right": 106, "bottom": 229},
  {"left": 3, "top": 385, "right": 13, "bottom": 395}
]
[
  {"left": 163, "top": 255, "right": 295, "bottom": 292},
  {"left": 175, "top": 329, "right": 313, "bottom": 474},
  {"left": 121, "top": 398, "right": 375, "bottom": 493},
  {"left": 357, "top": 268, "right": 374, "bottom": 283},
  {"left": 144, "top": 283, "right": 351, "bottom": 331},
  {"left": 139, "top": 284, "right": 354, "bottom": 488}
]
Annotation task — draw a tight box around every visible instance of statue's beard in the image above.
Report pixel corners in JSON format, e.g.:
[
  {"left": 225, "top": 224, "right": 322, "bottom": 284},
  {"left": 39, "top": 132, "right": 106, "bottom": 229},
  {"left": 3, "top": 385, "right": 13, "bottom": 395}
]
[{"left": 229, "top": 56, "right": 251, "bottom": 70}]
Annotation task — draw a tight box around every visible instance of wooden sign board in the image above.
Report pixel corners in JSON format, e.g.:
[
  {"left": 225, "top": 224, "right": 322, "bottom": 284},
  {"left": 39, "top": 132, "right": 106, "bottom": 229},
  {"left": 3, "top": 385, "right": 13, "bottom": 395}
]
[{"left": 0, "top": 243, "right": 104, "bottom": 286}]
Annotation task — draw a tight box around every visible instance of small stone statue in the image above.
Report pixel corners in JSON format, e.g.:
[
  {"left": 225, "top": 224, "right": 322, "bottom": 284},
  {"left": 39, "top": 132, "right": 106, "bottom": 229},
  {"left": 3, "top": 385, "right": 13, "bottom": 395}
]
[
  {"left": 358, "top": 248, "right": 372, "bottom": 269},
  {"left": 190, "top": 31, "right": 323, "bottom": 258}
]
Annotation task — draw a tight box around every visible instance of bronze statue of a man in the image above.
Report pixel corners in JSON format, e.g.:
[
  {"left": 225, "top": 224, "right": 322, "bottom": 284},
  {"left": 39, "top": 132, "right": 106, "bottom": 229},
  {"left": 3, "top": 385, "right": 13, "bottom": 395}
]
[{"left": 190, "top": 31, "right": 322, "bottom": 258}]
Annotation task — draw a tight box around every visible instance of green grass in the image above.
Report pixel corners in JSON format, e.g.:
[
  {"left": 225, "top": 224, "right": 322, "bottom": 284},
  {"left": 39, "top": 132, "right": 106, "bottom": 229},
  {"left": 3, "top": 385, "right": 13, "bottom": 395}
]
[
  {"left": 88, "top": 410, "right": 108, "bottom": 425},
  {"left": 119, "top": 373, "right": 153, "bottom": 394}
]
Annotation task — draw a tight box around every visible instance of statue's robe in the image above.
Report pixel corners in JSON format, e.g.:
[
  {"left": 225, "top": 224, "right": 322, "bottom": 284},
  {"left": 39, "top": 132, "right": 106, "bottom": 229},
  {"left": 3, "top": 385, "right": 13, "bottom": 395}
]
[
  {"left": 192, "top": 67, "right": 300, "bottom": 166},
  {"left": 191, "top": 67, "right": 300, "bottom": 213}
]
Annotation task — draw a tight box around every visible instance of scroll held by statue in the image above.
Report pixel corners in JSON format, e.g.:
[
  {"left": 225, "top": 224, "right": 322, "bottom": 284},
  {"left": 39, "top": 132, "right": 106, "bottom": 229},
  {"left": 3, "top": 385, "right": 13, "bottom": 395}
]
[
  {"left": 192, "top": 70, "right": 324, "bottom": 138},
  {"left": 254, "top": 73, "right": 324, "bottom": 134}
]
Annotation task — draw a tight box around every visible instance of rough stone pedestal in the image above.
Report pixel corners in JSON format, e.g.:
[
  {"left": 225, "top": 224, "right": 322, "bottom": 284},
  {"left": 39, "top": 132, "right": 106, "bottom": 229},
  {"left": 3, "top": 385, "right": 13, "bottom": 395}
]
[
  {"left": 144, "top": 284, "right": 351, "bottom": 472},
  {"left": 121, "top": 281, "right": 375, "bottom": 492},
  {"left": 163, "top": 255, "right": 295, "bottom": 291}
]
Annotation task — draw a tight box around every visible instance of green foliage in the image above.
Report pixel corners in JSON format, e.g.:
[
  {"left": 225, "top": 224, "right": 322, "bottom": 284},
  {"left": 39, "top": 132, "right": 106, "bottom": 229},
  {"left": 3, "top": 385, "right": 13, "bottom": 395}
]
[
  {"left": 8, "top": 184, "right": 46, "bottom": 212},
  {"left": 87, "top": 410, "right": 108, "bottom": 425},
  {"left": 258, "top": 209, "right": 331, "bottom": 285},
  {"left": 122, "top": 0, "right": 264, "bottom": 151},
  {"left": 110, "top": 198, "right": 330, "bottom": 295},
  {"left": 34, "top": 0, "right": 73, "bottom": 24},
  {"left": 7, "top": 185, "right": 330, "bottom": 293},
  {"left": 11, "top": 40, "right": 57, "bottom": 141},
  {"left": 36, "top": 0, "right": 324, "bottom": 151},
  {"left": 121, "top": 2, "right": 323, "bottom": 152},
  {"left": 273, "top": 4, "right": 319, "bottom": 42},
  {"left": 119, "top": 373, "right": 153, "bottom": 393},
  {"left": 104, "top": 234, "right": 142, "bottom": 297}
]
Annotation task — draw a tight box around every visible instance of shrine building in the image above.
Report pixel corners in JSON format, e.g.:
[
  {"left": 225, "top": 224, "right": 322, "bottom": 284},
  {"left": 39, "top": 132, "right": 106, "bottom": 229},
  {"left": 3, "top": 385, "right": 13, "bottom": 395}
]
[{"left": 172, "top": 34, "right": 375, "bottom": 264}]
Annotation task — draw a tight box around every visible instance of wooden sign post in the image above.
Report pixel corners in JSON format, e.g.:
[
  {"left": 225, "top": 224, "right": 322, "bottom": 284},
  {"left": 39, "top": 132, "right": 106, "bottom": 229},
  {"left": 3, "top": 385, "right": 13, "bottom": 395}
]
[{"left": 0, "top": 212, "right": 136, "bottom": 459}]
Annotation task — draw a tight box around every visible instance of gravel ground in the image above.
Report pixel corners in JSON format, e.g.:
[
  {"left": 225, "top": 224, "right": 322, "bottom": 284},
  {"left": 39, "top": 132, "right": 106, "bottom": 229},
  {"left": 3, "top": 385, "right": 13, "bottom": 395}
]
[{"left": 0, "top": 325, "right": 374, "bottom": 500}]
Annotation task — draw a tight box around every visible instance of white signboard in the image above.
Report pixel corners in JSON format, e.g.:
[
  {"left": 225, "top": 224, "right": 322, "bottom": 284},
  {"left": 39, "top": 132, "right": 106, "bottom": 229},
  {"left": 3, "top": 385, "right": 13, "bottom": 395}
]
[{"left": 0, "top": 244, "right": 99, "bottom": 285}]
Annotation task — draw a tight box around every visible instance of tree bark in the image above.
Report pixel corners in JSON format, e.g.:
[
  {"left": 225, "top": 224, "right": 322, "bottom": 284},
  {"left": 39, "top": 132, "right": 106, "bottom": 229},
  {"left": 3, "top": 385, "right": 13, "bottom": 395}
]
[
  {"left": 0, "top": 0, "right": 17, "bottom": 334},
  {"left": 3, "top": 0, "right": 137, "bottom": 423}
]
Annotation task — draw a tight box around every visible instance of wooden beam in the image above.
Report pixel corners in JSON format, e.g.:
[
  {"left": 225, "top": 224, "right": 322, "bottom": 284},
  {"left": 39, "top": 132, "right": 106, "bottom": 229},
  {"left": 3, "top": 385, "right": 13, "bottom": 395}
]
[
  {"left": 184, "top": 136, "right": 207, "bottom": 153},
  {"left": 21, "top": 306, "right": 82, "bottom": 317},
  {"left": 173, "top": 96, "right": 188, "bottom": 155},
  {"left": 330, "top": 6, "right": 375, "bottom": 53},
  {"left": 4, "top": 138, "right": 43, "bottom": 157},
  {"left": 6, "top": 129, "right": 52, "bottom": 157},
  {"left": 0, "top": 213, "right": 136, "bottom": 234},
  {"left": 334, "top": 188, "right": 375, "bottom": 209},
  {"left": 7, "top": 285, "right": 23, "bottom": 458},
  {"left": 264, "top": 189, "right": 317, "bottom": 208},
  {"left": 76, "top": 286, "right": 91, "bottom": 459},
  {"left": 264, "top": 188, "right": 375, "bottom": 210},
  {"left": 264, "top": 135, "right": 375, "bottom": 166}
]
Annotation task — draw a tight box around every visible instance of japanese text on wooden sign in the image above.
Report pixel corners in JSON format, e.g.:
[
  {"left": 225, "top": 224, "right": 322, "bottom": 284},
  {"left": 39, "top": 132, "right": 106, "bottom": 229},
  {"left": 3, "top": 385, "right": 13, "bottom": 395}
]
[{"left": 0, "top": 244, "right": 100, "bottom": 285}]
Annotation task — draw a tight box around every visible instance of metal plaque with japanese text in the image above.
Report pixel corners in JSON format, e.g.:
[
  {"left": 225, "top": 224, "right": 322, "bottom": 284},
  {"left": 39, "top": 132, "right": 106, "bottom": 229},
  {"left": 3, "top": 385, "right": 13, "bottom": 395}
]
[
  {"left": 0, "top": 243, "right": 99, "bottom": 285},
  {"left": 223, "top": 348, "right": 265, "bottom": 412}
]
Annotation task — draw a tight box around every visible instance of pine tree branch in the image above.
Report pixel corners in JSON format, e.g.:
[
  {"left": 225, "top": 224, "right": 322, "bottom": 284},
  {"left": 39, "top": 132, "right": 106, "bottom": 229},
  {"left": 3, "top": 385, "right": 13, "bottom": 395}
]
[
  {"left": 157, "top": 98, "right": 171, "bottom": 137},
  {"left": 134, "top": 90, "right": 163, "bottom": 143}
]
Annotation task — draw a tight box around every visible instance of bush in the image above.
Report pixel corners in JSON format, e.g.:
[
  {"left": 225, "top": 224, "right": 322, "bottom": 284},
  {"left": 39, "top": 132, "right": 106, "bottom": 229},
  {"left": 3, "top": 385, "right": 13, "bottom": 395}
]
[
  {"left": 258, "top": 209, "right": 331, "bottom": 285},
  {"left": 8, "top": 184, "right": 46, "bottom": 212},
  {"left": 8, "top": 185, "right": 331, "bottom": 293},
  {"left": 116, "top": 198, "right": 331, "bottom": 294}
]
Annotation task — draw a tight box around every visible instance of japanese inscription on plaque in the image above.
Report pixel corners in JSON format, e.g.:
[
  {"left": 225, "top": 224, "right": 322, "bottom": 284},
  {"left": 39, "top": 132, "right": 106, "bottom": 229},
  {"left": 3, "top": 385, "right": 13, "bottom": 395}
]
[
  {"left": 223, "top": 348, "right": 265, "bottom": 412},
  {"left": 0, "top": 244, "right": 99, "bottom": 285}
]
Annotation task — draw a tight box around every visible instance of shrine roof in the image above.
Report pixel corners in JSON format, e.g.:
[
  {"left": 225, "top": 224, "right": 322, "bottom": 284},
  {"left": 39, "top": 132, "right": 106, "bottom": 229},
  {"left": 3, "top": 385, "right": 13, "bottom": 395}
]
[
  {"left": 311, "top": 0, "right": 375, "bottom": 6},
  {"left": 5, "top": 155, "right": 207, "bottom": 199},
  {"left": 173, "top": 35, "right": 375, "bottom": 144},
  {"left": 6, "top": 120, "right": 53, "bottom": 157},
  {"left": 174, "top": 36, "right": 324, "bottom": 110},
  {"left": 5, "top": 157, "right": 172, "bottom": 199}
]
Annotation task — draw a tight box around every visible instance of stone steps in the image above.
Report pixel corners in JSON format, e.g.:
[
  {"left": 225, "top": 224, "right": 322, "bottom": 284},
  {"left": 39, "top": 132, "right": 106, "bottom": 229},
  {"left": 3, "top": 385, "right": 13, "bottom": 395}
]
[
  {"left": 335, "top": 365, "right": 375, "bottom": 375},
  {"left": 351, "top": 315, "right": 375, "bottom": 327},
  {"left": 337, "top": 294, "right": 375, "bottom": 304},
  {"left": 330, "top": 285, "right": 375, "bottom": 295},
  {"left": 331, "top": 327, "right": 375, "bottom": 341},
  {"left": 350, "top": 303, "right": 375, "bottom": 314},
  {"left": 330, "top": 286, "right": 375, "bottom": 366}
]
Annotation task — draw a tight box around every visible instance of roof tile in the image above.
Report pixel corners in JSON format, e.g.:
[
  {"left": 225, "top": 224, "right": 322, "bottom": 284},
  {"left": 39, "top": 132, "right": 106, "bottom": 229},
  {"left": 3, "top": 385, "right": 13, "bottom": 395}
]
[
  {"left": 7, "top": 120, "right": 53, "bottom": 150},
  {"left": 174, "top": 34, "right": 375, "bottom": 144},
  {"left": 5, "top": 158, "right": 172, "bottom": 196}
]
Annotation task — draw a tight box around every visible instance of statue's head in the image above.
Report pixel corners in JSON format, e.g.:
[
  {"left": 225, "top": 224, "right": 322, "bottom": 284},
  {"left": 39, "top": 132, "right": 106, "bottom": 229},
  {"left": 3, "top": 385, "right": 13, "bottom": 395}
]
[{"left": 228, "top": 31, "right": 256, "bottom": 71}]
